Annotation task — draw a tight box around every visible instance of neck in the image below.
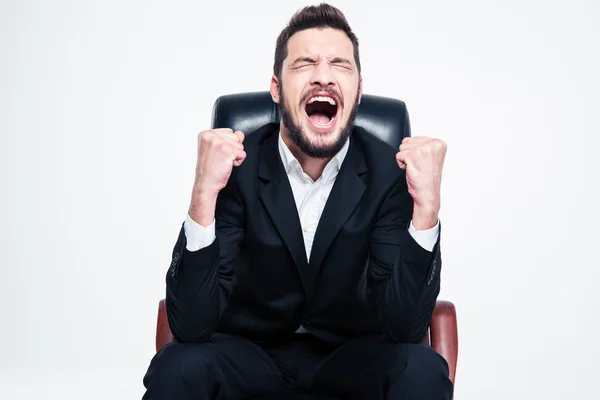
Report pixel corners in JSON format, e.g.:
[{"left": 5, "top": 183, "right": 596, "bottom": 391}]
[{"left": 281, "top": 126, "right": 331, "bottom": 181}]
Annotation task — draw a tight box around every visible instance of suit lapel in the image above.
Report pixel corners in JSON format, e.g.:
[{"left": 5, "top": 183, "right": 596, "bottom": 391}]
[
  {"left": 258, "top": 131, "right": 311, "bottom": 294},
  {"left": 306, "top": 135, "right": 367, "bottom": 295}
]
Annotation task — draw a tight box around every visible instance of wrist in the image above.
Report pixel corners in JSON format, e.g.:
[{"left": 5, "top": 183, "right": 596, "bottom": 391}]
[
  {"left": 189, "top": 187, "right": 219, "bottom": 227},
  {"left": 192, "top": 180, "right": 221, "bottom": 199},
  {"left": 412, "top": 204, "right": 439, "bottom": 231}
]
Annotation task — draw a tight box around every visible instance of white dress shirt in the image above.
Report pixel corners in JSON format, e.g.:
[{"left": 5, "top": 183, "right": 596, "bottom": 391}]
[{"left": 183, "top": 133, "right": 439, "bottom": 255}]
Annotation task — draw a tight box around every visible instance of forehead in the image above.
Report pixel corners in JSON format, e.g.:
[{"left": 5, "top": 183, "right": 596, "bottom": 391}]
[{"left": 286, "top": 27, "right": 355, "bottom": 61}]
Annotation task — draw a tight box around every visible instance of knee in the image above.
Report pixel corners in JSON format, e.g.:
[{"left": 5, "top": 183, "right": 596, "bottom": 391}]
[
  {"left": 144, "top": 342, "right": 214, "bottom": 388},
  {"left": 389, "top": 344, "right": 449, "bottom": 384}
]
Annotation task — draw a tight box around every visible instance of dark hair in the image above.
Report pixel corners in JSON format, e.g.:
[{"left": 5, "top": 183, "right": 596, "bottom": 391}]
[{"left": 273, "top": 3, "right": 361, "bottom": 79}]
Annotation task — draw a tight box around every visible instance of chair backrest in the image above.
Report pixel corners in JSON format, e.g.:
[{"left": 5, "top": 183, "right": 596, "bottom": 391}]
[{"left": 211, "top": 91, "right": 411, "bottom": 149}]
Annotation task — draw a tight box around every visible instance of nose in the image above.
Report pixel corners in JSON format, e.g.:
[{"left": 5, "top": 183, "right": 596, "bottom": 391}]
[{"left": 310, "top": 60, "right": 335, "bottom": 88}]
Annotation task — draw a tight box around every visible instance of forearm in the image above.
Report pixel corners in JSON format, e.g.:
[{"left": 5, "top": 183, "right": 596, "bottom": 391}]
[
  {"left": 376, "top": 233, "right": 441, "bottom": 343},
  {"left": 165, "top": 128, "right": 245, "bottom": 342},
  {"left": 367, "top": 176, "right": 442, "bottom": 343},
  {"left": 188, "top": 188, "right": 218, "bottom": 228},
  {"left": 166, "top": 185, "right": 242, "bottom": 343},
  {"left": 165, "top": 227, "right": 228, "bottom": 343}
]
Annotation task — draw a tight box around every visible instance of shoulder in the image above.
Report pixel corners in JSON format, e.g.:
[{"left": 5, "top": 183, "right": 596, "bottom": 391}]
[
  {"left": 241, "top": 122, "right": 279, "bottom": 148},
  {"left": 230, "top": 122, "right": 279, "bottom": 182},
  {"left": 351, "top": 125, "right": 402, "bottom": 181}
]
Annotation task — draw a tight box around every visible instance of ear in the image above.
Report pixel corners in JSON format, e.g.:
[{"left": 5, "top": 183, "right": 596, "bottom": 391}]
[
  {"left": 270, "top": 74, "right": 280, "bottom": 104},
  {"left": 358, "top": 75, "right": 363, "bottom": 104}
]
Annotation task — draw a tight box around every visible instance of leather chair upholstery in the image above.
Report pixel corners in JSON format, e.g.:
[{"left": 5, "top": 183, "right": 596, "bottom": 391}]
[
  {"left": 154, "top": 92, "right": 458, "bottom": 399},
  {"left": 211, "top": 91, "right": 411, "bottom": 148}
]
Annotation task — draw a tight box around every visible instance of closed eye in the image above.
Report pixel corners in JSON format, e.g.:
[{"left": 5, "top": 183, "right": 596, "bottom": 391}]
[
  {"left": 291, "top": 63, "right": 314, "bottom": 69},
  {"left": 290, "top": 57, "right": 354, "bottom": 70},
  {"left": 291, "top": 57, "right": 317, "bottom": 69},
  {"left": 330, "top": 57, "right": 353, "bottom": 70},
  {"left": 332, "top": 62, "right": 353, "bottom": 70}
]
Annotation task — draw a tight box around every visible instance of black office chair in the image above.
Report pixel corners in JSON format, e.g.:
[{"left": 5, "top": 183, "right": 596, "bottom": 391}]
[
  {"left": 211, "top": 91, "right": 411, "bottom": 147},
  {"left": 154, "top": 92, "right": 459, "bottom": 399}
]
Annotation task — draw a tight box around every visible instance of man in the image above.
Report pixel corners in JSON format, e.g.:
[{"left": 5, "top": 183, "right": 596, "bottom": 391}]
[{"left": 143, "top": 3, "right": 452, "bottom": 399}]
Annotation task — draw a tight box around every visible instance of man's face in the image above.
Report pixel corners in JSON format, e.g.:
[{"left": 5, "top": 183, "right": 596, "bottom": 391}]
[{"left": 271, "top": 28, "right": 362, "bottom": 159}]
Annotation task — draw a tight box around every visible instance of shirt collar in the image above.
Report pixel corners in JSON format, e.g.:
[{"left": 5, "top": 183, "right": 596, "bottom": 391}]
[{"left": 278, "top": 130, "right": 350, "bottom": 179}]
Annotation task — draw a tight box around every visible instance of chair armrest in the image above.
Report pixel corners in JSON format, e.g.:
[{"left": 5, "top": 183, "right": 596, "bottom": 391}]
[
  {"left": 430, "top": 300, "right": 458, "bottom": 385},
  {"left": 155, "top": 299, "right": 174, "bottom": 352},
  {"left": 154, "top": 298, "right": 459, "bottom": 386}
]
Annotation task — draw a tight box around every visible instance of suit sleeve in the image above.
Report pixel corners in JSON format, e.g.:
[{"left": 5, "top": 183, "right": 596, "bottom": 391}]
[
  {"left": 366, "top": 175, "right": 442, "bottom": 343},
  {"left": 165, "top": 173, "right": 245, "bottom": 343}
]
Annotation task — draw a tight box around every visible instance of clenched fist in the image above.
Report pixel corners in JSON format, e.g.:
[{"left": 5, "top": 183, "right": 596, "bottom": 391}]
[
  {"left": 396, "top": 136, "right": 447, "bottom": 230},
  {"left": 189, "top": 128, "right": 246, "bottom": 226}
]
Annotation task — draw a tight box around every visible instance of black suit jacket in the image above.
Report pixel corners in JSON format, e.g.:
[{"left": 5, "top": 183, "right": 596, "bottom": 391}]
[{"left": 166, "top": 122, "right": 442, "bottom": 344}]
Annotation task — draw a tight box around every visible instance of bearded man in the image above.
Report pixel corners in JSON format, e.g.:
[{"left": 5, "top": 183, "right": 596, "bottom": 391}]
[{"left": 143, "top": 3, "right": 452, "bottom": 399}]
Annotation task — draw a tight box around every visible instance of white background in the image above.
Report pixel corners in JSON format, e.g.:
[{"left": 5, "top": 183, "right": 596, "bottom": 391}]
[{"left": 1, "top": 0, "right": 599, "bottom": 398}]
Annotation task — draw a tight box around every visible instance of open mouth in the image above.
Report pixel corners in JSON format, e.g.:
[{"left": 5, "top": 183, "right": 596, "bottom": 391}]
[{"left": 304, "top": 95, "right": 339, "bottom": 129}]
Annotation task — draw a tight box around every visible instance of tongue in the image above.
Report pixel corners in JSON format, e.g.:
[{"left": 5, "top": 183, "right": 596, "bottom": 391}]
[{"left": 309, "top": 113, "right": 330, "bottom": 125}]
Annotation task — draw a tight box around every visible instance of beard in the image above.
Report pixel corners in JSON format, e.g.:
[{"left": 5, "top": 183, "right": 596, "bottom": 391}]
[{"left": 279, "top": 85, "right": 359, "bottom": 159}]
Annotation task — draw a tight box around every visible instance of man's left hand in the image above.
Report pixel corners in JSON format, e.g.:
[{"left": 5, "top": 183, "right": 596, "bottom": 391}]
[{"left": 396, "top": 136, "right": 447, "bottom": 230}]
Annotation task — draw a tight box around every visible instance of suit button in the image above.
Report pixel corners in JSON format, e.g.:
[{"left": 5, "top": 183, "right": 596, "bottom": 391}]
[
  {"left": 171, "top": 253, "right": 181, "bottom": 268},
  {"left": 170, "top": 253, "right": 181, "bottom": 277}
]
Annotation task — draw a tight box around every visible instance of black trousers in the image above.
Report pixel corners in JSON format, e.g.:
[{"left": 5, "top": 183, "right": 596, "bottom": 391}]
[{"left": 142, "top": 333, "right": 453, "bottom": 399}]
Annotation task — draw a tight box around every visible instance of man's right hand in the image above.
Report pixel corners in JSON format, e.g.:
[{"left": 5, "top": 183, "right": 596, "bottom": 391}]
[{"left": 189, "top": 128, "right": 246, "bottom": 226}]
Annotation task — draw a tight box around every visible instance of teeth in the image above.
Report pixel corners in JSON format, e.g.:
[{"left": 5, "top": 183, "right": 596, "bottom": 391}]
[{"left": 308, "top": 96, "right": 336, "bottom": 105}]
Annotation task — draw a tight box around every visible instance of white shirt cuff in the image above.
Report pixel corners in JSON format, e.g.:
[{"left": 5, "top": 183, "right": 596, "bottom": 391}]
[
  {"left": 183, "top": 214, "right": 216, "bottom": 252},
  {"left": 408, "top": 220, "right": 440, "bottom": 252}
]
